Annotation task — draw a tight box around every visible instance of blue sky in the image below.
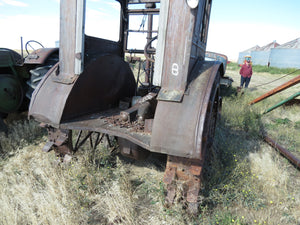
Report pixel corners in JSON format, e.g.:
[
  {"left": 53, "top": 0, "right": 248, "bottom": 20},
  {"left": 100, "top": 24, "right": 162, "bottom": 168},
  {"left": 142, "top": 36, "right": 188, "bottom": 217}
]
[
  {"left": 207, "top": 0, "right": 300, "bottom": 60},
  {"left": 210, "top": 0, "right": 300, "bottom": 28},
  {"left": 0, "top": 0, "right": 300, "bottom": 61}
]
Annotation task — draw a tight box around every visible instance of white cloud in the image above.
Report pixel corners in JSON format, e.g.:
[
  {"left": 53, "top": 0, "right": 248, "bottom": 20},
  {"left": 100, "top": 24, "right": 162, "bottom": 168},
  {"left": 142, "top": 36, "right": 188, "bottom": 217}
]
[
  {"left": 106, "top": 1, "right": 120, "bottom": 11},
  {"left": 0, "top": 14, "right": 59, "bottom": 49},
  {"left": 2, "top": 0, "right": 28, "bottom": 7},
  {"left": 86, "top": 8, "right": 105, "bottom": 17},
  {"left": 85, "top": 8, "right": 119, "bottom": 41}
]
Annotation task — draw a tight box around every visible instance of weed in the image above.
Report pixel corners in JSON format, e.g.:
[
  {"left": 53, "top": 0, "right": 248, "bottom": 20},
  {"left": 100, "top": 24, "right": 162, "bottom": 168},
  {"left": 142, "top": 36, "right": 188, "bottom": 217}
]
[
  {"left": 0, "top": 69, "right": 299, "bottom": 224},
  {"left": 295, "top": 121, "right": 300, "bottom": 130},
  {"left": 274, "top": 117, "right": 292, "bottom": 125},
  {"left": 227, "top": 62, "right": 300, "bottom": 75}
]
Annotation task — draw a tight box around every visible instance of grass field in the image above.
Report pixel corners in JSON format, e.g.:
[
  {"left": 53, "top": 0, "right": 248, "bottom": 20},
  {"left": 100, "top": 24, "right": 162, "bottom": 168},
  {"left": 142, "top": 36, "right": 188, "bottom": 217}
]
[{"left": 0, "top": 65, "right": 299, "bottom": 225}]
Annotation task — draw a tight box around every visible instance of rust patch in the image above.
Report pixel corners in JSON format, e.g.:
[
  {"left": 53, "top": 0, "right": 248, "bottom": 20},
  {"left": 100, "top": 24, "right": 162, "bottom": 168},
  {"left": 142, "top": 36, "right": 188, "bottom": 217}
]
[
  {"left": 105, "top": 114, "right": 145, "bottom": 133},
  {"left": 163, "top": 155, "right": 204, "bottom": 213}
]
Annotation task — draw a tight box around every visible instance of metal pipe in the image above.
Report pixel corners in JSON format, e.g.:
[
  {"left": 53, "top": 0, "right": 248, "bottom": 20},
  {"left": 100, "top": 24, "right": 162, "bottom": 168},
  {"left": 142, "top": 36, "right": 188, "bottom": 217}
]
[
  {"left": 249, "top": 75, "right": 300, "bottom": 105},
  {"left": 263, "top": 91, "right": 300, "bottom": 114},
  {"left": 144, "top": 3, "right": 155, "bottom": 83},
  {"left": 125, "top": 49, "right": 155, "bottom": 54},
  {"left": 20, "top": 36, "right": 24, "bottom": 64},
  {"left": 127, "top": 8, "right": 159, "bottom": 15},
  {"left": 144, "top": 36, "right": 157, "bottom": 63},
  {"left": 128, "top": 29, "right": 158, "bottom": 33},
  {"left": 129, "top": 0, "right": 160, "bottom": 3},
  {"left": 263, "top": 134, "right": 300, "bottom": 169}
]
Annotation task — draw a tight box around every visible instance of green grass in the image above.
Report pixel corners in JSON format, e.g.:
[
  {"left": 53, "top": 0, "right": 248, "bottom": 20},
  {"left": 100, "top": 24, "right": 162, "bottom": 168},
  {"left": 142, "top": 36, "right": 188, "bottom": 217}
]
[{"left": 227, "top": 62, "right": 300, "bottom": 75}]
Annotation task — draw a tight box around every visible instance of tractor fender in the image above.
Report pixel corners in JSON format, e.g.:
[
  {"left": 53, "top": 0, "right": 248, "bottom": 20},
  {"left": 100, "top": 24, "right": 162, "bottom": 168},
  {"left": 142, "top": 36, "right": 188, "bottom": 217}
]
[
  {"left": 24, "top": 48, "right": 59, "bottom": 65},
  {"left": 0, "top": 48, "right": 23, "bottom": 66},
  {"left": 29, "top": 55, "right": 136, "bottom": 127},
  {"left": 150, "top": 61, "right": 223, "bottom": 160}
]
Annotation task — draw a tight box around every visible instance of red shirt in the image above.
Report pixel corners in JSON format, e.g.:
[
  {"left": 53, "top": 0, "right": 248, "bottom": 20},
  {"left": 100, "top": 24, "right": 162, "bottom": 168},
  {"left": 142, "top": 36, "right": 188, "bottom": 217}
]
[{"left": 239, "top": 63, "right": 253, "bottom": 78}]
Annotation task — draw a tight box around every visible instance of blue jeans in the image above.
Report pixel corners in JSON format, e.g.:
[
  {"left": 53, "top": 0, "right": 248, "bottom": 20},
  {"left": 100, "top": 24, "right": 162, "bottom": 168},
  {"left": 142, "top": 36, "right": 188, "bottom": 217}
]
[{"left": 240, "top": 76, "right": 251, "bottom": 88}]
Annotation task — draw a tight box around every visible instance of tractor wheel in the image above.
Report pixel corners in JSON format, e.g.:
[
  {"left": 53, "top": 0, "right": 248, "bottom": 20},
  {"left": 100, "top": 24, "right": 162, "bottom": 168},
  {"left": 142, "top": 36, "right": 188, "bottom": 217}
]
[
  {"left": 26, "top": 65, "right": 52, "bottom": 99},
  {"left": 25, "top": 51, "right": 59, "bottom": 99},
  {"left": 191, "top": 71, "right": 221, "bottom": 214},
  {"left": 0, "top": 74, "right": 24, "bottom": 114},
  {"left": 202, "top": 71, "right": 221, "bottom": 152},
  {"left": 163, "top": 71, "right": 222, "bottom": 215}
]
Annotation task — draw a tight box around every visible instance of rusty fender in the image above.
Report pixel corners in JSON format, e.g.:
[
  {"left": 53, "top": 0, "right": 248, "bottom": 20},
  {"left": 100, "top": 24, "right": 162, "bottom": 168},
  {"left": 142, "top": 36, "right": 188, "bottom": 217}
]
[
  {"left": 150, "top": 61, "right": 223, "bottom": 160},
  {"left": 24, "top": 48, "right": 59, "bottom": 65},
  {"left": 29, "top": 55, "right": 136, "bottom": 127}
]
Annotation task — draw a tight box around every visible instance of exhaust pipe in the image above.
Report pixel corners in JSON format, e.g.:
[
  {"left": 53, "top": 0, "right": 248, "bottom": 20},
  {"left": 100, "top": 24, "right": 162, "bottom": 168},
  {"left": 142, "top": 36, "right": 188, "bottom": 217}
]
[{"left": 20, "top": 36, "right": 24, "bottom": 65}]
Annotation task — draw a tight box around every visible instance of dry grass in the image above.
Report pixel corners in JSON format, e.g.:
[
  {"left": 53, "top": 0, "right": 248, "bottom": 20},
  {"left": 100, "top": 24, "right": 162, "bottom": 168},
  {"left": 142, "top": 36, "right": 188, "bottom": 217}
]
[
  {"left": 0, "top": 68, "right": 299, "bottom": 224},
  {"left": 0, "top": 114, "right": 46, "bottom": 159},
  {"left": 0, "top": 145, "right": 87, "bottom": 224}
]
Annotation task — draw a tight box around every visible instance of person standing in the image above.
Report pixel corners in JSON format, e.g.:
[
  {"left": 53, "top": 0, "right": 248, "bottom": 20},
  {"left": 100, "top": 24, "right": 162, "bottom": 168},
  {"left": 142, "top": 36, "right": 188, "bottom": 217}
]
[{"left": 239, "top": 59, "right": 253, "bottom": 88}]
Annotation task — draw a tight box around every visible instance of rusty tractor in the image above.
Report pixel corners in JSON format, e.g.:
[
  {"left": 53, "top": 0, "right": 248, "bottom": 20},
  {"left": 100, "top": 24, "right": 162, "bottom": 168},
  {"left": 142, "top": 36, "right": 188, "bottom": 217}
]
[
  {"left": 0, "top": 39, "right": 58, "bottom": 119},
  {"left": 28, "top": 0, "right": 227, "bottom": 213}
]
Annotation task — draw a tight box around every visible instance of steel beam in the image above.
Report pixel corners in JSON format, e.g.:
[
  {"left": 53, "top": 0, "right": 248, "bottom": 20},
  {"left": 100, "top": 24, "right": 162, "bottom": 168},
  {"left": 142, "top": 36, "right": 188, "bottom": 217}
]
[
  {"left": 263, "top": 91, "right": 300, "bottom": 114},
  {"left": 249, "top": 75, "right": 300, "bottom": 105}
]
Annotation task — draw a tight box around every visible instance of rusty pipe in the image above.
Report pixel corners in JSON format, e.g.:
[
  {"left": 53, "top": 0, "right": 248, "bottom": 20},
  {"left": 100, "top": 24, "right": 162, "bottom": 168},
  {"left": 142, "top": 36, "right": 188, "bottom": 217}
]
[
  {"left": 144, "top": 4, "right": 155, "bottom": 83},
  {"left": 263, "top": 91, "right": 300, "bottom": 114},
  {"left": 144, "top": 36, "right": 157, "bottom": 63},
  {"left": 263, "top": 134, "right": 300, "bottom": 169},
  {"left": 249, "top": 75, "right": 300, "bottom": 105}
]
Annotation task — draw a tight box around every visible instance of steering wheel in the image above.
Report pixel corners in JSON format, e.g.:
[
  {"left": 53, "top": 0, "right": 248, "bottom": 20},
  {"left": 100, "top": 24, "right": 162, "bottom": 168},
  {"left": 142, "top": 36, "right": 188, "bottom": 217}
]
[{"left": 25, "top": 40, "right": 44, "bottom": 55}]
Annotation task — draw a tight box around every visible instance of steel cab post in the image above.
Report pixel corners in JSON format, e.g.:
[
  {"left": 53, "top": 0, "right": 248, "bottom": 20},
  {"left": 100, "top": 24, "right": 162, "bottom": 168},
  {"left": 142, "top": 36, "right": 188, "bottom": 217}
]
[{"left": 29, "top": 0, "right": 225, "bottom": 213}]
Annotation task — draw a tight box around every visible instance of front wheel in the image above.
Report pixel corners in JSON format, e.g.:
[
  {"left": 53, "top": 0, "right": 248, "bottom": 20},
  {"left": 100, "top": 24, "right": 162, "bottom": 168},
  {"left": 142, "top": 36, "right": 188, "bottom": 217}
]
[{"left": 163, "top": 71, "right": 222, "bottom": 215}]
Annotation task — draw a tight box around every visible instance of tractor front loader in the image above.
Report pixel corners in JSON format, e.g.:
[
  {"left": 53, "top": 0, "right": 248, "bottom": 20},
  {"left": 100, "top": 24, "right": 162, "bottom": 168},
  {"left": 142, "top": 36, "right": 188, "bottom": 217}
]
[{"left": 28, "top": 0, "right": 225, "bottom": 213}]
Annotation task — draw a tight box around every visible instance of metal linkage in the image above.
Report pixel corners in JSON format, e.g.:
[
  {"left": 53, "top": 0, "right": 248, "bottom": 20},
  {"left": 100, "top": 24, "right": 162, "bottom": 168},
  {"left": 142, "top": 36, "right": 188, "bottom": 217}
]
[
  {"left": 43, "top": 127, "right": 113, "bottom": 158},
  {"left": 74, "top": 130, "right": 113, "bottom": 152},
  {"left": 249, "top": 75, "right": 300, "bottom": 105}
]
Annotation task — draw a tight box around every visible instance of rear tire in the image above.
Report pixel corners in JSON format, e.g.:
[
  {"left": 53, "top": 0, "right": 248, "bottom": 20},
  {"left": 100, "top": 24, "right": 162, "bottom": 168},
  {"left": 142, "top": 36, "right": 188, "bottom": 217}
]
[
  {"left": 0, "top": 74, "right": 24, "bottom": 114},
  {"left": 202, "top": 71, "right": 221, "bottom": 154}
]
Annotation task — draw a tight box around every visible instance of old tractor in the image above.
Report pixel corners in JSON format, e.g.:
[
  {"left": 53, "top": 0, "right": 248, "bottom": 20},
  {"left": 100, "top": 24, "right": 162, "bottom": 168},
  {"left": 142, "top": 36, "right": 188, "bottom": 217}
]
[
  {"left": 0, "top": 40, "right": 58, "bottom": 119},
  {"left": 29, "top": 0, "right": 225, "bottom": 213}
]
